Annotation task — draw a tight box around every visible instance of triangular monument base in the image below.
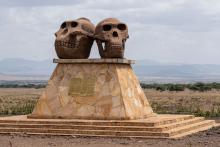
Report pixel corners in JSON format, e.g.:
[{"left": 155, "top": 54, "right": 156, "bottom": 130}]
[{"left": 29, "top": 59, "right": 155, "bottom": 120}]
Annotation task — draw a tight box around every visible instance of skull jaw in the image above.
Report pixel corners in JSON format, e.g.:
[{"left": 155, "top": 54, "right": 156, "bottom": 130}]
[
  {"left": 55, "top": 38, "right": 93, "bottom": 59},
  {"left": 97, "top": 40, "right": 125, "bottom": 58},
  {"left": 104, "top": 47, "right": 124, "bottom": 58}
]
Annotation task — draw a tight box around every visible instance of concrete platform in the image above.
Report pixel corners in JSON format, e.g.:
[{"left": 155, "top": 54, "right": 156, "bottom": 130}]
[{"left": 0, "top": 114, "right": 217, "bottom": 138}]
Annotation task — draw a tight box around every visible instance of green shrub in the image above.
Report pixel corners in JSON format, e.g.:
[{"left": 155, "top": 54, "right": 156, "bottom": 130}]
[
  {"left": 141, "top": 82, "right": 220, "bottom": 92},
  {"left": 0, "top": 84, "right": 46, "bottom": 89}
]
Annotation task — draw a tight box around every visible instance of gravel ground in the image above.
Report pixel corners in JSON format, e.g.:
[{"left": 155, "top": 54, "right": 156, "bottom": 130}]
[{"left": 0, "top": 126, "right": 219, "bottom": 147}]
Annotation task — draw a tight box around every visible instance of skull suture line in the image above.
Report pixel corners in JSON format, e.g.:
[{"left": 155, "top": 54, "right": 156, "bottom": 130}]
[
  {"left": 55, "top": 18, "right": 95, "bottom": 59},
  {"left": 95, "top": 18, "right": 129, "bottom": 58}
]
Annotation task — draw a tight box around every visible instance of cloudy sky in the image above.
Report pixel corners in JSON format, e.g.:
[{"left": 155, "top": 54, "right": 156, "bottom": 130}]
[{"left": 0, "top": 0, "right": 220, "bottom": 64}]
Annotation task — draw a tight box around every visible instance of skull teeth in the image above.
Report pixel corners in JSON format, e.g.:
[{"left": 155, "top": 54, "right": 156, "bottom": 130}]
[
  {"left": 110, "top": 44, "right": 124, "bottom": 50},
  {"left": 55, "top": 41, "right": 77, "bottom": 48},
  {"left": 102, "top": 42, "right": 124, "bottom": 50},
  {"left": 111, "top": 45, "right": 122, "bottom": 47}
]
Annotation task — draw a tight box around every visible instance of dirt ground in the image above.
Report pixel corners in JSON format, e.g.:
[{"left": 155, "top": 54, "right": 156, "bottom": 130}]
[
  {"left": 0, "top": 88, "right": 220, "bottom": 146},
  {"left": 0, "top": 125, "right": 219, "bottom": 147}
]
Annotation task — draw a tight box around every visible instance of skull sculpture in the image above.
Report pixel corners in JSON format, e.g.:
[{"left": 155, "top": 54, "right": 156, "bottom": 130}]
[
  {"left": 95, "top": 18, "right": 129, "bottom": 58},
  {"left": 55, "top": 17, "right": 95, "bottom": 59}
]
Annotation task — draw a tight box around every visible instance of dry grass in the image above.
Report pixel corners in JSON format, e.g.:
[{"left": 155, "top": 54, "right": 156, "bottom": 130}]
[
  {"left": 145, "top": 89, "right": 220, "bottom": 116},
  {"left": 0, "top": 88, "right": 42, "bottom": 115},
  {"left": 0, "top": 88, "right": 220, "bottom": 117}
]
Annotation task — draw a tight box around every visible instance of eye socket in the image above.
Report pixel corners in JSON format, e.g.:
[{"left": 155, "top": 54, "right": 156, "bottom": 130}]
[
  {"left": 60, "top": 22, "right": 66, "bottom": 29},
  {"left": 71, "top": 21, "right": 78, "bottom": 27},
  {"left": 117, "top": 23, "right": 126, "bottom": 31},
  {"left": 103, "top": 24, "right": 112, "bottom": 31},
  {"left": 81, "top": 25, "right": 94, "bottom": 34}
]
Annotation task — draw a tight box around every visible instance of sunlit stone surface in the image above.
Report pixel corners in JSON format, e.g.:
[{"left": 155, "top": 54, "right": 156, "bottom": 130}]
[{"left": 29, "top": 59, "right": 154, "bottom": 120}]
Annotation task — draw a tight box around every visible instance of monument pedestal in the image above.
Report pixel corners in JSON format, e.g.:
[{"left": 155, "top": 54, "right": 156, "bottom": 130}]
[
  {"left": 29, "top": 59, "right": 155, "bottom": 120},
  {"left": 0, "top": 59, "right": 217, "bottom": 138}
]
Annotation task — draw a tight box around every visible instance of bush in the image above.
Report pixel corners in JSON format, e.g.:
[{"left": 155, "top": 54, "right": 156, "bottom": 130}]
[
  {"left": 0, "top": 84, "right": 46, "bottom": 89},
  {"left": 141, "top": 82, "right": 220, "bottom": 92},
  {"left": 187, "top": 82, "right": 212, "bottom": 92},
  {"left": 167, "top": 84, "right": 185, "bottom": 91}
]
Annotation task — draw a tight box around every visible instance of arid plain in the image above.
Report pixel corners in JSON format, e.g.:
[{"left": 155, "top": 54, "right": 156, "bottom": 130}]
[{"left": 0, "top": 88, "right": 219, "bottom": 147}]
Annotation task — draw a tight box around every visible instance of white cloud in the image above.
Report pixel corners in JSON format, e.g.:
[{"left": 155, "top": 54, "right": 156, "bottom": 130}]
[{"left": 0, "top": 0, "right": 220, "bottom": 64}]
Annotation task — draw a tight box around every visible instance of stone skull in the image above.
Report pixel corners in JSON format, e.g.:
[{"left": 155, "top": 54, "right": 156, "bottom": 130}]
[
  {"left": 95, "top": 18, "right": 129, "bottom": 58},
  {"left": 55, "top": 18, "right": 95, "bottom": 59}
]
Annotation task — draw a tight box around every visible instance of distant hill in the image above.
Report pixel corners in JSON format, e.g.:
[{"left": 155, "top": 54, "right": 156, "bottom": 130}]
[
  {"left": 0, "top": 58, "right": 53, "bottom": 80},
  {"left": 1, "top": 58, "right": 220, "bottom": 83},
  {"left": 133, "top": 64, "right": 220, "bottom": 77},
  {"left": 0, "top": 73, "right": 49, "bottom": 81},
  {"left": 133, "top": 64, "right": 220, "bottom": 83},
  {"left": 135, "top": 59, "right": 161, "bottom": 65},
  {"left": 0, "top": 58, "right": 55, "bottom": 75}
]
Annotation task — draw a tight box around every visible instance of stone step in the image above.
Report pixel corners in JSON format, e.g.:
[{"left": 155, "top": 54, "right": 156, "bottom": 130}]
[
  {"left": 0, "top": 120, "right": 214, "bottom": 138},
  {"left": 0, "top": 127, "right": 170, "bottom": 137},
  {"left": 170, "top": 124, "right": 216, "bottom": 138},
  {"left": 167, "top": 120, "right": 215, "bottom": 137},
  {"left": 0, "top": 115, "right": 194, "bottom": 127},
  {"left": 0, "top": 117, "right": 204, "bottom": 132},
  {"left": 156, "top": 117, "right": 204, "bottom": 131},
  {"left": 0, "top": 115, "right": 215, "bottom": 138}
]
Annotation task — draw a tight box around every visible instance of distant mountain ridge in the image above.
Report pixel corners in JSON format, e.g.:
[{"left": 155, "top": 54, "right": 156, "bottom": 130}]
[
  {"left": 1, "top": 58, "right": 220, "bottom": 83},
  {"left": 133, "top": 64, "right": 220, "bottom": 83},
  {"left": 0, "top": 58, "right": 55, "bottom": 75},
  {"left": 135, "top": 59, "right": 161, "bottom": 65}
]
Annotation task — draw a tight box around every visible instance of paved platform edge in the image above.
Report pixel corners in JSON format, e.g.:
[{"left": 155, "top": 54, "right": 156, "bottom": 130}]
[{"left": 53, "top": 58, "right": 135, "bottom": 64}]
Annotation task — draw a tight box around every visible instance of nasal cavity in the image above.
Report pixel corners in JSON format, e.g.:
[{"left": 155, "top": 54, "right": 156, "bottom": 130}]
[
  {"left": 112, "top": 31, "right": 118, "bottom": 37},
  {"left": 61, "top": 29, "right": 68, "bottom": 35}
]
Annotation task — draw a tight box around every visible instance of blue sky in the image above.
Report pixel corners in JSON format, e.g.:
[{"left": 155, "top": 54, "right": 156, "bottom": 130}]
[{"left": 0, "top": 0, "right": 220, "bottom": 64}]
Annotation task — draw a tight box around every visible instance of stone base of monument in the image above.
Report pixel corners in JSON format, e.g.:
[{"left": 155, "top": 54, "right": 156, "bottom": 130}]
[
  {"left": 0, "top": 59, "right": 217, "bottom": 138},
  {"left": 0, "top": 115, "right": 217, "bottom": 138},
  {"left": 28, "top": 59, "right": 155, "bottom": 120}
]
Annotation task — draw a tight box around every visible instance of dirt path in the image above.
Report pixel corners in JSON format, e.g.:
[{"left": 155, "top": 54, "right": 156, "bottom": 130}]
[{"left": 0, "top": 126, "right": 219, "bottom": 147}]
